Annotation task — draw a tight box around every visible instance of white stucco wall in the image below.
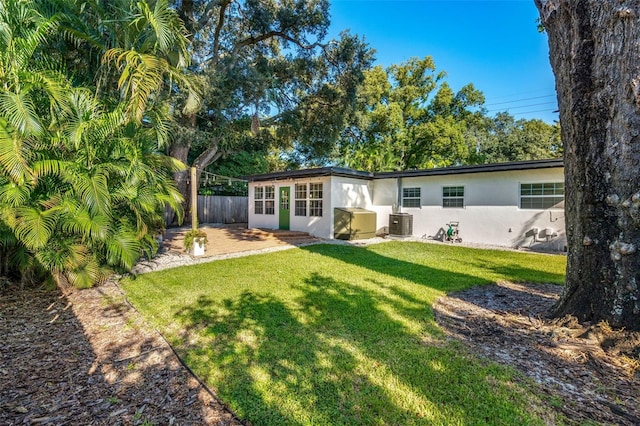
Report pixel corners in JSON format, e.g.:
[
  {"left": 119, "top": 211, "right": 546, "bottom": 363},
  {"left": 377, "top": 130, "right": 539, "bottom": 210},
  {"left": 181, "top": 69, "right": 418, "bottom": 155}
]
[
  {"left": 367, "top": 178, "right": 398, "bottom": 235},
  {"left": 371, "top": 167, "right": 566, "bottom": 249},
  {"left": 248, "top": 176, "right": 334, "bottom": 239},
  {"left": 330, "top": 177, "right": 374, "bottom": 210}
]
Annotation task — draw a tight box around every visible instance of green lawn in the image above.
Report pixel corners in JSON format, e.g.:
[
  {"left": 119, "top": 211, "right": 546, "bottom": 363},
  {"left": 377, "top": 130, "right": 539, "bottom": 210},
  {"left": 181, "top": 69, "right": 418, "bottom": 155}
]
[{"left": 121, "top": 242, "right": 566, "bottom": 425}]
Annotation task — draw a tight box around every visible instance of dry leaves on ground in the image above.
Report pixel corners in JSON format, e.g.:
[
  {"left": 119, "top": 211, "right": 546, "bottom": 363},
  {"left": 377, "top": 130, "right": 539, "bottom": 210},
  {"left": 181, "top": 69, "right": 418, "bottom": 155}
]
[
  {"left": 0, "top": 281, "right": 243, "bottom": 426},
  {"left": 434, "top": 281, "right": 640, "bottom": 426}
]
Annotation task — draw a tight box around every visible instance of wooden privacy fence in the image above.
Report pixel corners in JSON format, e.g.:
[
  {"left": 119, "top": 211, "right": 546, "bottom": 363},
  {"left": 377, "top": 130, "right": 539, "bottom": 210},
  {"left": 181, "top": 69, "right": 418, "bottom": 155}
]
[{"left": 197, "top": 195, "right": 248, "bottom": 224}]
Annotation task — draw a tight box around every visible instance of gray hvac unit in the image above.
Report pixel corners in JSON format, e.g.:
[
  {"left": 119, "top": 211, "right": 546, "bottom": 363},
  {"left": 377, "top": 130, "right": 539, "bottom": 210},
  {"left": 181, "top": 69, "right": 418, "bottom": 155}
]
[{"left": 389, "top": 213, "right": 413, "bottom": 237}]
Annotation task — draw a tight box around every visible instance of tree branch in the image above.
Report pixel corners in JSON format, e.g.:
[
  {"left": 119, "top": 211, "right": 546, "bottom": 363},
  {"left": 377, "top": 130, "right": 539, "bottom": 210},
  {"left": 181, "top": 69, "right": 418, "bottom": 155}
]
[
  {"left": 211, "top": 0, "right": 232, "bottom": 63},
  {"left": 192, "top": 137, "right": 223, "bottom": 170},
  {"left": 234, "top": 30, "right": 326, "bottom": 54}
]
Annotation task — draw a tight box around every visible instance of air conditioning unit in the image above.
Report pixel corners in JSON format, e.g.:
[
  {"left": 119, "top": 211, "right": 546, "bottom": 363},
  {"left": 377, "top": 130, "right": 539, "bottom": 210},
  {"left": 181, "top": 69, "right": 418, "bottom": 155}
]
[{"left": 389, "top": 213, "right": 413, "bottom": 237}]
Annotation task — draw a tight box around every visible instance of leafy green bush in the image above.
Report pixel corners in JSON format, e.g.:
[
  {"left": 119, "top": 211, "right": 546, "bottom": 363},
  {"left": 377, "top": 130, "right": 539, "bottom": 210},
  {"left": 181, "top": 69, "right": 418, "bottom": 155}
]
[{"left": 182, "top": 229, "right": 208, "bottom": 253}]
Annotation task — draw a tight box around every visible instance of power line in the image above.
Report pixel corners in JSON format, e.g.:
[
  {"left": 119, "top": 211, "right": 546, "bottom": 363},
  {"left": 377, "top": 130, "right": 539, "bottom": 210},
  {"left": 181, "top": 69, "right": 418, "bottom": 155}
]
[
  {"left": 485, "top": 88, "right": 556, "bottom": 101},
  {"left": 487, "top": 101, "right": 557, "bottom": 113},
  {"left": 509, "top": 108, "right": 559, "bottom": 116},
  {"left": 484, "top": 95, "right": 556, "bottom": 107}
]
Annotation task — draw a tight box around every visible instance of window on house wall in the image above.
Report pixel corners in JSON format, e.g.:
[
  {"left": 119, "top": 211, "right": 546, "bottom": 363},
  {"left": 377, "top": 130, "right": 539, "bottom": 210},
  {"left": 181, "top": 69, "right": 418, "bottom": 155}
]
[
  {"left": 402, "top": 187, "right": 421, "bottom": 208},
  {"left": 442, "top": 186, "right": 464, "bottom": 208},
  {"left": 254, "top": 186, "right": 264, "bottom": 214},
  {"left": 309, "top": 183, "right": 323, "bottom": 217},
  {"left": 264, "top": 185, "right": 275, "bottom": 215},
  {"left": 295, "top": 183, "right": 307, "bottom": 216},
  {"left": 520, "top": 182, "right": 564, "bottom": 209}
]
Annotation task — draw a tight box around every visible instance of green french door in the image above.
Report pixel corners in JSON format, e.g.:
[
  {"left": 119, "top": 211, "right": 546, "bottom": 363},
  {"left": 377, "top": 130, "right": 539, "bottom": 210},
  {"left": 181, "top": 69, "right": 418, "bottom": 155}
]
[{"left": 279, "top": 186, "right": 290, "bottom": 230}]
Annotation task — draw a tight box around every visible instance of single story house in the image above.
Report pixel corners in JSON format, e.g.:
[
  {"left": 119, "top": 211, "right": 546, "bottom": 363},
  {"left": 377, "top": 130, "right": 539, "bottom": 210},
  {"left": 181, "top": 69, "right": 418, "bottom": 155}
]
[{"left": 246, "top": 159, "right": 566, "bottom": 251}]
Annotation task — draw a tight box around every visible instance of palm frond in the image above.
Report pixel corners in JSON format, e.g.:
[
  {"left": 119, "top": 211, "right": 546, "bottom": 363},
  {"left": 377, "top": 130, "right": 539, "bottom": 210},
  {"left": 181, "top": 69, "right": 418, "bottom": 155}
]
[
  {"left": 57, "top": 19, "right": 106, "bottom": 51},
  {"left": 0, "top": 20, "right": 10, "bottom": 51},
  {"left": 175, "top": 70, "right": 203, "bottom": 115},
  {"left": 116, "top": 183, "right": 160, "bottom": 232},
  {"left": 67, "top": 168, "right": 111, "bottom": 215},
  {"left": 62, "top": 88, "right": 103, "bottom": 149},
  {"left": 0, "top": 181, "right": 31, "bottom": 207},
  {"left": 18, "top": 9, "right": 58, "bottom": 56},
  {"left": 0, "top": 218, "right": 18, "bottom": 247},
  {"left": 133, "top": 0, "right": 189, "bottom": 66},
  {"left": 64, "top": 256, "right": 108, "bottom": 289},
  {"left": 0, "top": 90, "right": 43, "bottom": 135},
  {"left": 59, "top": 201, "right": 111, "bottom": 241},
  {"left": 139, "top": 231, "right": 160, "bottom": 262},
  {"left": 10, "top": 245, "right": 41, "bottom": 282},
  {"left": 13, "top": 206, "right": 59, "bottom": 249},
  {"left": 103, "top": 48, "right": 168, "bottom": 123},
  {"left": 144, "top": 107, "right": 170, "bottom": 148},
  {"left": 28, "top": 69, "right": 73, "bottom": 117},
  {"left": 31, "top": 159, "right": 68, "bottom": 179},
  {"left": 1, "top": 1, "right": 59, "bottom": 74},
  {"left": 160, "top": 65, "right": 203, "bottom": 115},
  {"left": 105, "top": 227, "right": 140, "bottom": 270},
  {"left": 34, "top": 239, "right": 100, "bottom": 288},
  {"left": 0, "top": 118, "right": 33, "bottom": 183},
  {"left": 89, "top": 108, "right": 126, "bottom": 146},
  {"left": 147, "top": 152, "right": 186, "bottom": 173}
]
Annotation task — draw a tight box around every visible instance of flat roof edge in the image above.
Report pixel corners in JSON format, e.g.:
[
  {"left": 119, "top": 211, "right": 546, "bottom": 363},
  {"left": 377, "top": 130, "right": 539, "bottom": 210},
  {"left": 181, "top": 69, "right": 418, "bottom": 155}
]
[
  {"left": 374, "top": 159, "right": 564, "bottom": 179},
  {"left": 245, "top": 167, "right": 374, "bottom": 182},
  {"left": 245, "top": 159, "right": 564, "bottom": 182}
]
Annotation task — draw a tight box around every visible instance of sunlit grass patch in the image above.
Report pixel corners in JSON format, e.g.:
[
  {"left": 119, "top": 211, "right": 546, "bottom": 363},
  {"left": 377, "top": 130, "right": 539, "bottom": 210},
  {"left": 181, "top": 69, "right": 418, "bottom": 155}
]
[{"left": 121, "top": 242, "right": 566, "bottom": 425}]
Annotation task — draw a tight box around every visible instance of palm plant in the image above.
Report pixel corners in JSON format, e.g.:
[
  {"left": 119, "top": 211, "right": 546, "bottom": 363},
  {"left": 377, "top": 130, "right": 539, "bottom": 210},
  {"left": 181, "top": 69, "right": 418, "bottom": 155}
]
[
  {"left": 55, "top": 0, "right": 201, "bottom": 134},
  {"left": 0, "top": 0, "right": 65, "bottom": 285},
  {"left": 0, "top": 0, "right": 188, "bottom": 288}
]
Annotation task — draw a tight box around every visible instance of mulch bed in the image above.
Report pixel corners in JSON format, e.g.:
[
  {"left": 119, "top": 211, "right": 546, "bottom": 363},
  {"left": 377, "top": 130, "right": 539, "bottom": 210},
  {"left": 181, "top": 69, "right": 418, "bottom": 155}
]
[
  {"left": 0, "top": 281, "right": 243, "bottom": 425},
  {"left": 434, "top": 281, "right": 640, "bottom": 425}
]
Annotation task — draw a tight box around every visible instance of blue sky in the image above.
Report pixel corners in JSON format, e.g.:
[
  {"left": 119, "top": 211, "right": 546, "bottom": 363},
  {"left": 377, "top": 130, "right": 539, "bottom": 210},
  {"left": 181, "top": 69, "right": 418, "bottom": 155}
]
[{"left": 328, "top": 0, "right": 559, "bottom": 123}]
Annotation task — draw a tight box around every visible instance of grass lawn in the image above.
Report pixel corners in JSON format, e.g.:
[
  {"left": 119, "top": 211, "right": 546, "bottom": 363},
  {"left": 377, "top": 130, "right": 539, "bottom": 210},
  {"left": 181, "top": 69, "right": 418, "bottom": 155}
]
[{"left": 121, "top": 242, "right": 566, "bottom": 425}]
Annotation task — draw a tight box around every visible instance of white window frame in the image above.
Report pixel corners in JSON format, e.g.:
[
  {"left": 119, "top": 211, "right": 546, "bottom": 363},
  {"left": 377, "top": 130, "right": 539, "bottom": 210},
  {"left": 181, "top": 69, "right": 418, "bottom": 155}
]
[
  {"left": 308, "top": 183, "right": 323, "bottom": 217},
  {"left": 402, "top": 187, "right": 421, "bottom": 208},
  {"left": 264, "top": 185, "right": 275, "bottom": 215},
  {"left": 520, "top": 182, "right": 564, "bottom": 210},
  {"left": 254, "top": 186, "right": 264, "bottom": 215},
  {"left": 294, "top": 183, "right": 307, "bottom": 217},
  {"left": 442, "top": 186, "right": 464, "bottom": 208}
]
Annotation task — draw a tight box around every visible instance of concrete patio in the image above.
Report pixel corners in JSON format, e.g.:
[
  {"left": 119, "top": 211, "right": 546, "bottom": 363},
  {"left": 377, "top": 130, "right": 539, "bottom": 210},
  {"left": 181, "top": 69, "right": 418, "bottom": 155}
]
[{"left": 161, "top": 223, "right": 321, "bottom": 257}]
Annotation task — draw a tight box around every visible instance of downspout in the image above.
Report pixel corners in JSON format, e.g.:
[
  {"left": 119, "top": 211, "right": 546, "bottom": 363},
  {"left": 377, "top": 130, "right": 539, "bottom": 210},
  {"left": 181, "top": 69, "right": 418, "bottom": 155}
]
[{"left": 396, "top": 177, "right": 402, "bottom": 214}]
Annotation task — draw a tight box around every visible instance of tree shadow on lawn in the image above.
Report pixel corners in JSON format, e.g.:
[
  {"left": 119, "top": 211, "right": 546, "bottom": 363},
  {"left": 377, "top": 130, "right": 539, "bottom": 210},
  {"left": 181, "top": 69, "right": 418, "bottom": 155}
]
[
  {"left": 301, "top": 243, "right": 565, "bottom": 291},
  {"left": 173, "top": 267, "right": 549, "bottom": 425}
]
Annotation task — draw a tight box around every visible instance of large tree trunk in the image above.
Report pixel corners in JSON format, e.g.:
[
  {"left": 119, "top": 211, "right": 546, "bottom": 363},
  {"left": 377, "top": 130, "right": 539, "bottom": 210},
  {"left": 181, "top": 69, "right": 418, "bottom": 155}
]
[
  {"left": 168, "top": 132, "right": 224, "bottom": 226},
  {"left": 535, "top": 0, "right": 640, "bottom": 330}
]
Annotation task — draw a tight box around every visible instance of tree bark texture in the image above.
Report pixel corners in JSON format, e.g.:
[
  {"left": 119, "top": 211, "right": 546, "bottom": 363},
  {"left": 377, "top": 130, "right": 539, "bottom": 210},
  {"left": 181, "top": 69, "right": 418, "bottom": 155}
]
[
  {"left": 536, "top": 0, "right": 640, "bottom": 330},
  {"left": 168, "top": 136, "right": 222, "bottom": 225}
]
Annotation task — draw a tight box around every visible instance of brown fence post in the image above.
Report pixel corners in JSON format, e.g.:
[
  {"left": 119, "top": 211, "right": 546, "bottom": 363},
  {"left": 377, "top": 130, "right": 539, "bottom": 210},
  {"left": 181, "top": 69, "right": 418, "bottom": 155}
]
[{"left": 191, "top": 166, "right": 198, "bottom": 230}]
